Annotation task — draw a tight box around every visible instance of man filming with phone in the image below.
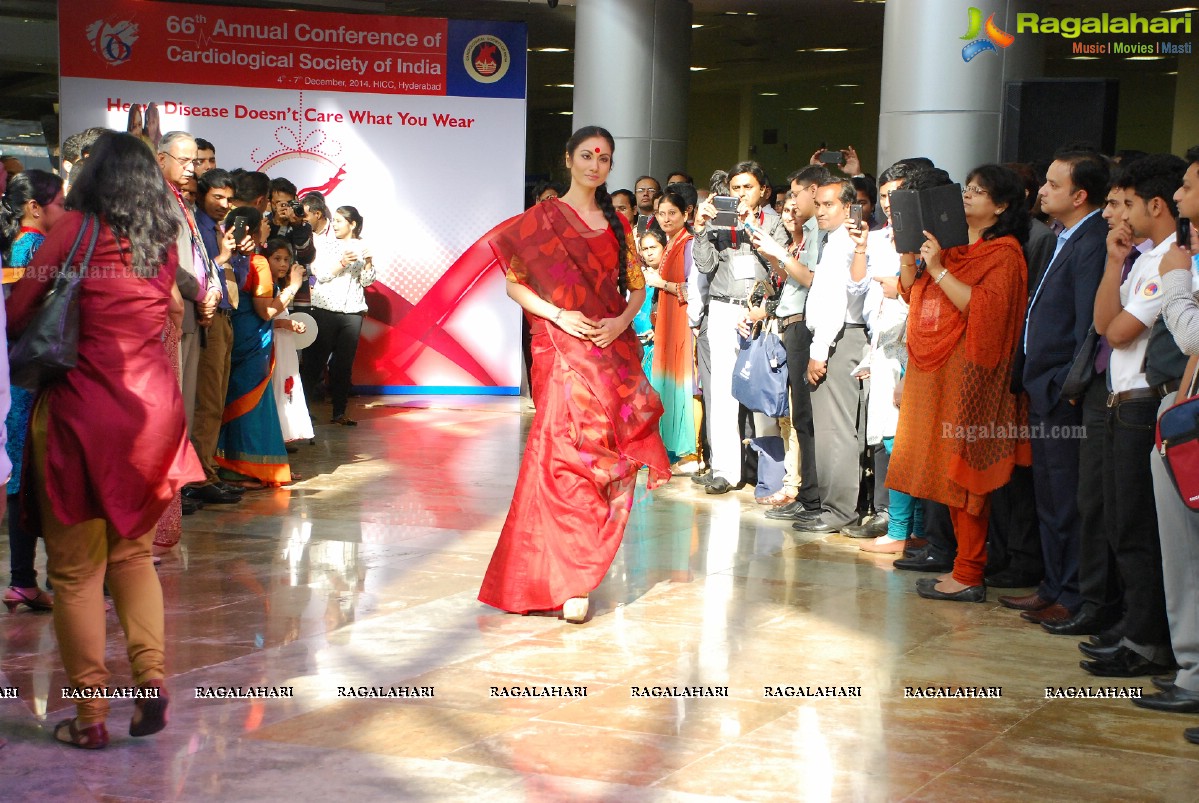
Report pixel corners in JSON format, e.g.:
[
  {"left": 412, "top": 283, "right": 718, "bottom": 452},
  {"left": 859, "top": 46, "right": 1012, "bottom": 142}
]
[
  {"left": 692, "top": 161, "right": 789, "bottom": 495},
  {"left": 811, "top": 145, "right": 864, "bottom": 179}
]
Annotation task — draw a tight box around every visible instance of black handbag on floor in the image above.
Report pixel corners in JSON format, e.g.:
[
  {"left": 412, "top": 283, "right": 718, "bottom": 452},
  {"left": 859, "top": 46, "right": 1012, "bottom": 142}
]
[{"left": 9, "top": 215, "right": 99, "bottom": 390}]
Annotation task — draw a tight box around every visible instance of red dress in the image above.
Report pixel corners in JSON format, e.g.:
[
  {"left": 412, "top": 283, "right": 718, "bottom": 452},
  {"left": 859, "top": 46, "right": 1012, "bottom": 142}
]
[
  {"left": 7, "top": 212, "right": 205, "bottom": 538},
  {"left": 478, "top": 199, "right": 671, "bottom": 613}
]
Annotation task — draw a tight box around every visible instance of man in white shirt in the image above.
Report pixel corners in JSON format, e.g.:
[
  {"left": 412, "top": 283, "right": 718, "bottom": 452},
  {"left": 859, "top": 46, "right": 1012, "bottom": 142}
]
[
  {"left": 797, "top": 179, "right": 870, "bottom": 532},
  {"left": 1142, "top": 145, "right": 1199, "bottom": 724},
  {"left": 1084, "top": 153, "right": 1188, "bottom": 678}
]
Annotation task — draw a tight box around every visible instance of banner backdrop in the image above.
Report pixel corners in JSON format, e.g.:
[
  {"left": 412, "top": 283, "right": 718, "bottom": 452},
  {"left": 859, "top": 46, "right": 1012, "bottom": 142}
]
[{"left": 59, "top": 0, "right": 526, "bottom": 394}]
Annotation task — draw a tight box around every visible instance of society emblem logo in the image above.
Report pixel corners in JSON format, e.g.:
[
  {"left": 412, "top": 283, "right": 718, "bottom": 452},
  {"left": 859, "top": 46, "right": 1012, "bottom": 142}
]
[
  {"left": 86, "top": 19, "right": 139, "bottom": 66},
  {"left": 960, "top": 7, "right": 1015, "bottom": 62},
  {"left": 464, "top": 35, "right": 510, "bottom": 84}
]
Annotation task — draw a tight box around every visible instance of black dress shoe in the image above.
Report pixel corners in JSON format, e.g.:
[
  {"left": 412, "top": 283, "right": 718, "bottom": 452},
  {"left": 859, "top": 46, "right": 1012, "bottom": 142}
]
[
  {"left": 1078, "top": 641, "right": 1123, "bottom": 661},
  {"left": 181, "top": 499, "right": 201, "bottom": 516},
  {"left": 691, "top": 470, "right": 715, "bottom": 486},
  {"left": 841, "top": 511, "right": 890, "bottom": 539},
  {"left": 1152, "top": 675, "right": 1177, "bottom": 692},
  {"left": 285, "top": 444, "right": 299, "bottom": 454},
  {"left": 984, "top": 568, "right": 1042, "bottom": 588},
  {"left": 215, "top": 482, "right": 246, "bottom": 496},
  {"left": 182, "top": 484, "right": 242, "bottom": 505},
  {"left": 705, "top": 477, "right": 734, "bottom": 494},
  {"left": 1041, "top": 608, "right": 1111, "bottom": 636},
  {"left": 765, "top": 500, "right": 805, "bottom": 520},
  {"left": 792, "top": 516, "right": 838, "bottom": 534},
  {"left": 1133, "top": 685, "right": 1199, "bottom": 714},
  {"left": 1090, "top": 630, "right": 1122, "bottom": 648},
  {"left": 892, "top": 547, "right": 953, "bottom": 573},
  {"left": 915, "top": 577, "right": 987, "bottom": 603},
  {"left": 1080, "top": 647, "right": 1175, "bottom": 678},
  {"left": 1185, "top": 726, "right": 1199, "bottom": 745}
]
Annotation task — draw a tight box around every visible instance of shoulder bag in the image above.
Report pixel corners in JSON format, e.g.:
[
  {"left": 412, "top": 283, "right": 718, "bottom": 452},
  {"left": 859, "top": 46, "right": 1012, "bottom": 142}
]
[
  {"left": 9, "top": 215, "right": 99, "bottom": 390},
  {"left": 1156, "top": 365, "right": 1199, "bottom": 510}
]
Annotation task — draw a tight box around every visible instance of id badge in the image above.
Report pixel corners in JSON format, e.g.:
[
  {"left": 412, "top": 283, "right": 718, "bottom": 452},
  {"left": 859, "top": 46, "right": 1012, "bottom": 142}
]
[{"left": 731, "top": 253, "right": 758, "bottom": 281}]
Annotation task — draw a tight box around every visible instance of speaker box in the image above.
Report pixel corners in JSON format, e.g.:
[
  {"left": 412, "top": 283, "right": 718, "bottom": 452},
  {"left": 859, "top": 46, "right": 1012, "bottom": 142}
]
[{"left": 1001, "top": 79, "right": 1119, "bottom": 164}]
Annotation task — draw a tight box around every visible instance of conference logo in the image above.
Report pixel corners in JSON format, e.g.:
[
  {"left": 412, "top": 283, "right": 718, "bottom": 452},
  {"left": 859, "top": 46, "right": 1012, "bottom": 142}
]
[
  {"left": 960, "top": 7, "right": 1015, "bottom": 62},
  {"left": 86, "top": 19, "right": 139, "bottom": 66},
  {"left": 464, "top": 34, "right": 510, "bottom": 84}
]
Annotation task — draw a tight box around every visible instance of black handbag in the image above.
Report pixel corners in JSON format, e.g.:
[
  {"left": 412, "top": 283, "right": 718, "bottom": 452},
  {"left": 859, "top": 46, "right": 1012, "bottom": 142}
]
[
  {"left": 1060, "top": 325, "right": 1100, "bottom": 402},
  {"left": 8, "top": 215, "right": 99, "bottom": 390}
]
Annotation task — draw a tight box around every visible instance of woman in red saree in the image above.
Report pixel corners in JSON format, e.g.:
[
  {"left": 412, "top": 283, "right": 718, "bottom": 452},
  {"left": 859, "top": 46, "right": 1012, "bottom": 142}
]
[
  {"left": 888, "top": 165, "right": 1032, "bottom": 603},
  {"left": 479, "top": 126, "right": 670, "bottom": 623}
]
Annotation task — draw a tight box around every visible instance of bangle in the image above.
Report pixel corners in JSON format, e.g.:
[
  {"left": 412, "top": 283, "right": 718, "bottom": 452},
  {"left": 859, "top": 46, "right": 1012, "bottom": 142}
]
[
  {"left": 854, "top": 249, "right": 866, "bottom": 255},
  {"left": 934, "top": 268, "right": 950, "bottom": 284}
]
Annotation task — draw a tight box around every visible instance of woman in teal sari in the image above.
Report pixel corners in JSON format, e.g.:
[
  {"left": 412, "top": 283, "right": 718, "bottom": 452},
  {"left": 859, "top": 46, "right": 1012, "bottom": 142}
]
[{"left": 215, "top": 210, "right": 304, "bottom": 487}]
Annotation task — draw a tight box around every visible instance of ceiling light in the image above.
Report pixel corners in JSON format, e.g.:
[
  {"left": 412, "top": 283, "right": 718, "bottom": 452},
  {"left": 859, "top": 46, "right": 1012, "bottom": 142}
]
[
  {"left": 691, "top": 23, "right": 704, "bottom": 28},
  {"left": 797, "top": 47, "right": 849, "bottom": 53},
  {"left": 1127, "top": 55, "right": 1166, "bottom": 60},
  {"left": 852, "top": 101, "right": 865, "bottom": 105},
  {"left": 530, "top": 47, "right": 569, "bottom": 53},
  {"left": 797, "top": 107, "right": 818, "bottom": 111},
  {"left": 690, "top": 66, "right": 709, "bottom": 71},
  {"left": 836, "top": 83, "right": 861, "bottom": 88},
  {"left": 759, "top": 92, "right": 779, "bottom": 96},
  {"left": 1069, "top": 55, "right": 1100, "bottom": 60},
  {"left": 546, "top": 83, "right": 574, "bottom": 88},
  {"left": 556, "top": 111, "right": 573, "bottom": 115},
  {"left": 1163, "top": 7, "right": 1199, "bottom": 13}
]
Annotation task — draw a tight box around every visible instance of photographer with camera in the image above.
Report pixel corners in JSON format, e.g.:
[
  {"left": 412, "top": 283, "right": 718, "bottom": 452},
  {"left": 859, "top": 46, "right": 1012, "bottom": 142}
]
[
  {"left": 268, "top": 178, "right": 316, "bottom": 305},
  {"left": 691, "top": 161, "right": 789, "bottom": 494}
]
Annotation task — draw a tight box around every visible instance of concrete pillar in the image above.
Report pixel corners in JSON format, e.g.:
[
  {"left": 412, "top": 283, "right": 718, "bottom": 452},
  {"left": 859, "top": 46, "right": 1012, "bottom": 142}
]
[
  {"left": 573, "top": 0, "right": 691, "bottom": 190},
  {"left": 877, "top": 0, "right": 1042, "bottom": 181},
  {"left": 1172, "top": 52, "right": 1199, "bottom": 154}
]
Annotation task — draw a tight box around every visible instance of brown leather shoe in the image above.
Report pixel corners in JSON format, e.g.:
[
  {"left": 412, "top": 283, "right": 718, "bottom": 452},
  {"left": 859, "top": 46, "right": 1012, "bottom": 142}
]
[
  {"left": 998, "top": 592, "right": 1052, "bottom": 611},
  {"left": 1020, "top": 603, "right": 1071, "bottom": 624}
]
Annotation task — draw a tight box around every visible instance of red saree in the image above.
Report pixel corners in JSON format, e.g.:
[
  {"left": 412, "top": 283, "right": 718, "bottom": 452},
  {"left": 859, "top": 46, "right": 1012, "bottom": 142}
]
[{"left": 479, "top": 199, "right": 671, "bottom": 613}]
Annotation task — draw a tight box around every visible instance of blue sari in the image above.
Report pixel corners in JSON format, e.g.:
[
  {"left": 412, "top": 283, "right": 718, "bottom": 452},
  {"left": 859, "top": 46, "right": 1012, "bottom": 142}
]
[{"left": 215, "top": 255, "right": 290, "bottom": 484}]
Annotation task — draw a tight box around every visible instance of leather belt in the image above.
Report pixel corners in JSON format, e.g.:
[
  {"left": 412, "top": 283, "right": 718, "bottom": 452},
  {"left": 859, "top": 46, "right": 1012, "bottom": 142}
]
[
  {"left": 710, "top": 294, "right": 748, "bottom": 307},
  {"left": 844, "top": 322, "right": 867, "bottom": 329},
  {"left": 1106, "top": 379, "right": 1180, "bottom": 407},
  {"left": 779, "top": 313, "right": 805, "bottom": 330}
]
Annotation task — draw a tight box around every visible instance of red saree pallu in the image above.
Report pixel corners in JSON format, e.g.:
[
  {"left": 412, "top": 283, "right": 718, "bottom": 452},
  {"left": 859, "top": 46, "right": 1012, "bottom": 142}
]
[{"left": 479, "top": 199, "right": 671, "bottom": 613}]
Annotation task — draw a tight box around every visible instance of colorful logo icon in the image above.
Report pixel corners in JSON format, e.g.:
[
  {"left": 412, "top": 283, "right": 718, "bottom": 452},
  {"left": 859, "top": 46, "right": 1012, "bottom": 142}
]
[
  {"left": 464, "top": 35, "right": 510, "bottom": 84},
  {"left": 960, "top": 7, "right": 1015, "bottom": 62},
  {"left": 86, "top": 19, "right": 139, "bottom": 66}
]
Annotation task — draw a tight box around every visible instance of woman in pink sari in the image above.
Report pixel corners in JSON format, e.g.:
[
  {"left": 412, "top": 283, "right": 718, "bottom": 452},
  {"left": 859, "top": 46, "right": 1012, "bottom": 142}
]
[{"left": 479, "top": 126, "right": 670, "bottom": 623}]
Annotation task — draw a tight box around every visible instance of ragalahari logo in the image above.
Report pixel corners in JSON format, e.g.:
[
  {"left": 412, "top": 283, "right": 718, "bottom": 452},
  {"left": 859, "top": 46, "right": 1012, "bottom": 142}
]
[
  {"left": 86, "top": 19, "right": 139, "bottom": 66},
  {"left": 960, "top": 7, "right": 1015, "bottom": 62}
]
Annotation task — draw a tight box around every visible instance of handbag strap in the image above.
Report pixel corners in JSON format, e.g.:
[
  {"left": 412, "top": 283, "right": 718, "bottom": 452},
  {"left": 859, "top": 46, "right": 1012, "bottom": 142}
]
[{"left": 63, "top": 214, "right": 100, "bottom": 278}]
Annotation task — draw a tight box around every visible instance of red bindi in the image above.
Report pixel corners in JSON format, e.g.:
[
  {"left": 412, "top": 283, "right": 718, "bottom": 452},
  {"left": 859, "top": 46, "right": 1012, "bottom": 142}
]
[{"left": 595, "top": 147, "right": 601, "bottom": 153}]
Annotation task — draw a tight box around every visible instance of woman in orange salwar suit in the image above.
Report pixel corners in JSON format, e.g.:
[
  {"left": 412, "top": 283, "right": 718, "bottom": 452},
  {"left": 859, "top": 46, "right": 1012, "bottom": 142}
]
[
  {"left": 478, "top": 126, "right": 670, "bottom": 623},
  {"left": 888, "top": 165, "right": 1032, "bottom": 603}
]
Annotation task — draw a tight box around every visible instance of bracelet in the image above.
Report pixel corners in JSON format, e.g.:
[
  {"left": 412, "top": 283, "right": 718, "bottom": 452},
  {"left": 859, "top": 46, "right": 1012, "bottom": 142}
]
[
  {"left": 933, "top": 268, "right": 950, "bottom": 284},
  {"left": 854, "top": 249, "right": 867, "bottom": 255},
  {"left": 553, "top": 307, "right": 564, "bottom": 323}
]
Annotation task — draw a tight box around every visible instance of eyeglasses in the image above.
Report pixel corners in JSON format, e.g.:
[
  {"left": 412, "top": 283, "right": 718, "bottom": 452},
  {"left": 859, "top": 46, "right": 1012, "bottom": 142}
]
[
  {"left": 163, "top": 153, "right": 197, "bottom": 169},
  {"left": 962, "top": 185, "right": 990, "bottom": 197},
  {"left": 635, "top": 187, "right": 658, "bottom": 194}
]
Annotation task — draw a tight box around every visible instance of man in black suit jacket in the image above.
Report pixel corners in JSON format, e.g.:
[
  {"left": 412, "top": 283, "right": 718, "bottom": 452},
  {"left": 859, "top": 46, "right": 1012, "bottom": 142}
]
[{"left": 1002, "top": 150, "right": 1110, "bottom": 626}]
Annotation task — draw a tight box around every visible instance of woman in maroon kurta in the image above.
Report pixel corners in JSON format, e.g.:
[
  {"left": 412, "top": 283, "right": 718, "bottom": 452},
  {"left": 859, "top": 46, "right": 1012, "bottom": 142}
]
[
  {"left": 7, "top": 133, "right": 204, "bottom": 748},
  {"left": 478, "top": 126, "right": 670, "bottom": 623}
]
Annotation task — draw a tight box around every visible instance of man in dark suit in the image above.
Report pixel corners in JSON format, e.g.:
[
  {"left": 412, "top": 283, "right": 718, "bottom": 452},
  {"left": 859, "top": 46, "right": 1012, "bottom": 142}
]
[{"left": 1001, "top": 149, "right": 1110, "bottom": 626}]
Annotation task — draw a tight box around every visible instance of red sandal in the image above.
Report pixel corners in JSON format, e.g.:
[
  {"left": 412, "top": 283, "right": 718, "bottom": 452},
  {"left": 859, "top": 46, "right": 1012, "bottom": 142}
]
[{"left": 53, "top": 717, "right": 109, "bottom": 749}]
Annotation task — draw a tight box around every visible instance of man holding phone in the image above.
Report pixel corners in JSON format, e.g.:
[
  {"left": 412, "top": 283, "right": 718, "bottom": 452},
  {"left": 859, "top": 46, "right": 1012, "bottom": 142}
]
[
  {"left": 798, "top": 178, "right": 871, "bottom": 533},
  {"left": 692, "top": 161, "right": 789, "bottom": 494},
  {"left": 1141, "top": 146, "right": 1199, "bottom": 728}
]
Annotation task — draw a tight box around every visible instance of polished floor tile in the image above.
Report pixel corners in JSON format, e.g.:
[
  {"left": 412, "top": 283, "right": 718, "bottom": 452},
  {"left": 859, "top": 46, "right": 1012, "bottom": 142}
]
[{"left": 2, "top": 394, "right": 1197, "bottom": 801}]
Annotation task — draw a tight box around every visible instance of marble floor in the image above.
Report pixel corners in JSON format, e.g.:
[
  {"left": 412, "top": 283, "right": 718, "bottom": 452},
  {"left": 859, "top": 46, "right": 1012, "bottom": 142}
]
[{"left": 1, "top": 395, "right": 1197, "bottom": 802}]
